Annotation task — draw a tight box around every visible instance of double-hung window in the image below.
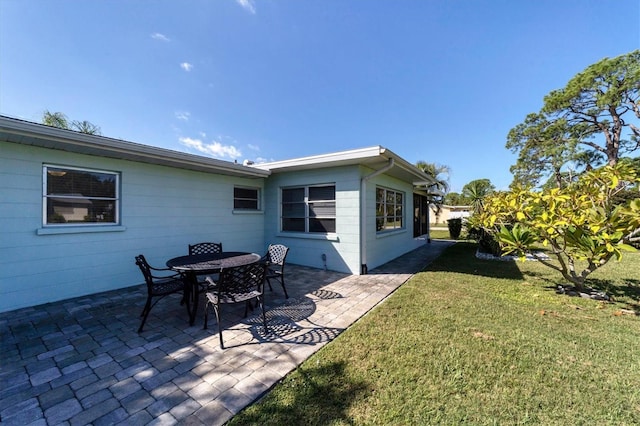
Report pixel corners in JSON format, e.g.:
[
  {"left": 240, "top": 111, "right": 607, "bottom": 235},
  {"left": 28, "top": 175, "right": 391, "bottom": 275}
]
[
  {"left": 376, "top": 187, "right": 404, "bottom": 232},
  {"left": 233, "top": 186, "right": 260, "bottom": 210},
  {"left": 282, "top": 184, "right": 336, "bottom": 233},
  {"left": 43, "top": 165, "right": 120, "bottom": 226}
]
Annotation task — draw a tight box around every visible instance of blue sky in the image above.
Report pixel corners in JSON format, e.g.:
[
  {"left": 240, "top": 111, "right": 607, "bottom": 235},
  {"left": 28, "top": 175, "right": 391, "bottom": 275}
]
[{"left": 1, "top": 1, "right": 638, "bottom": 192}]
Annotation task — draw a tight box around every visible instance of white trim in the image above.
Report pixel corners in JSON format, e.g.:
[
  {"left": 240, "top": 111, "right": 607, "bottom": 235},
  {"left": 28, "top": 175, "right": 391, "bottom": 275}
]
[
  {"left": 37, "top": 225, "right": 127, "bottom": 235},
  {"left": 253, "top": 146, "right": 386, "bottom": 170},
  {"left": 42, "top": 164, "right": 121, "bottom": 227},
  {"left": 275, "top": 232, "right": 340, "bottom": 242},
  {"left": 376, "top": 228, "right": 407, "bottom": 239}
]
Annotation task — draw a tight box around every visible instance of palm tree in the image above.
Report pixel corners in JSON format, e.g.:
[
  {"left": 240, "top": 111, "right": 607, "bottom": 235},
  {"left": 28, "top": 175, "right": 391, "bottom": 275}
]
[
  {"left": 42, "top": 110, "right": 70, "bottom": 129},
  {"left": 415, "top": 161, "right": 450, "bottom": 194},
  {"left": 41, "top": 110, "right": 101, "bottom": 135},
  {"left": 462, "top": 179, "right": 495, "bottom": 214},
  {"left": 415, "top": 161, "right": 451, "bottom": 222},
  {"left": 72, "top": 120, "right": 101, "bottom": 135}
]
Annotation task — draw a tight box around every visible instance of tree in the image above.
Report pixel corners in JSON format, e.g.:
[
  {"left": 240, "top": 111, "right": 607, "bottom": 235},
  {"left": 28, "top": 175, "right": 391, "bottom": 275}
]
[
  {"left": 72, "top": 120, "right": 101, "bottom": 135},
  {"left": 415, "top": 161, "right": 450, "bottom": 194},
  {"left": 477, "top": 163, "right": 640, "bottom": 291},
  {"left": 42, "top": 110, "right": 101, "bottom": 135},
  {"left": 507, "top": 113, "right": 603, "bottom": 189},
  {"left": 461, "top": 179, "right": 495, "bottom": 213},
  {"left": 543, "top": 50, "right": 640, "bottom": 166},
  {"left": 415, "top": 161, "right": 451, "bottom": 217},
  {"left": 443, "top": 191, "right": 467, "bottom": 206},
  {"left": 42, "top": 111, "right": 70, "bottom": 129},
  {"left": 507, "top": 50, "right": 640, "bottom": 186}
]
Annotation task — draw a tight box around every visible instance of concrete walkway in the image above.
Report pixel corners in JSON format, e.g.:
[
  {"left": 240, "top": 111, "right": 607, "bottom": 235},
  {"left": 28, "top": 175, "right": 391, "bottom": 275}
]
[{"left": 0, "top": 241, "right": 453, "bottom": 426}]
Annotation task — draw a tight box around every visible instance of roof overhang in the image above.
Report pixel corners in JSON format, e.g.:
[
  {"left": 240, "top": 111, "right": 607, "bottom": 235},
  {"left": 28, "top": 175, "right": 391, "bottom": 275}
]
[
  {"left": 0, "top": 116, "right": 270, "bottom": 178},
  {"left": 252, "top": 145, "right": 437, "bottom": 188}
]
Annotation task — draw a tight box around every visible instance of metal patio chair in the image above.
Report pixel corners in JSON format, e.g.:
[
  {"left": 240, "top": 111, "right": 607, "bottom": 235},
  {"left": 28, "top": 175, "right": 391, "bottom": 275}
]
[
  {"left": 203, "top": 261, "right": 268, "bottom": 349},
  {"left": 135, "top": 254, "right": 187, "bottom": 333},
  {"left": 264, "top": 244, "right": 290, "bottom": 299},
  {"left": 188, "top": 241, "right": 223, "bottom": 289}
]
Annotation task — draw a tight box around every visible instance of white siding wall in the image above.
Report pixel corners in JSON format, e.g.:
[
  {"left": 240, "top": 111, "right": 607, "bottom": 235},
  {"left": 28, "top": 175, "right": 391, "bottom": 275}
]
[
  {"left": 263, "top": 166, "right": 361, "bottom": 274},
  {"left": 363, "top": 170, "right": 426, "bottom": 271},
  {"left": 0, "top": 142, "right": 265, "bottom": 313}
]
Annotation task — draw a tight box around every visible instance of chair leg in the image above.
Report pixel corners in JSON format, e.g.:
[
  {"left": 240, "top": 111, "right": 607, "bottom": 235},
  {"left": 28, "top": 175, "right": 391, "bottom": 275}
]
[
  {"left": 280, "top": 275, "right": 289, "bottom": 299},
  {"left": 258, "top": 296, "right": 268, "bottom": 334},
  {"left": 243, "top": 300, "right": 256, "bottom": 317},
  {"left": 266, "top": 277, "right": 274, "bottom": 292},
  {"left": 216, "top": 305, "right": 224, "bottom": 349},
  {"left": 203, "top": 299, "right": 210, "bottom": 329},
  {"left": 138, "top": 297, "right": 152, "bottom": 333}
]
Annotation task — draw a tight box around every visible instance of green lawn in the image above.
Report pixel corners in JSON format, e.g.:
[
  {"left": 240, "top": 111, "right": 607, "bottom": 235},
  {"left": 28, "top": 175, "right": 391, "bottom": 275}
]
[
  {"left": 230, "top": 243, "right": 640, "bottom": 425},
  {"left": 429, "top": 229, "right": 453, "bottom": 240}
]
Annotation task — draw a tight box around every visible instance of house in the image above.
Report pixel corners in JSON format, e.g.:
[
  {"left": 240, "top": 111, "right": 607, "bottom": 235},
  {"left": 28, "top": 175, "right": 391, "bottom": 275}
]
[
  {"left": 0, "top": 115, "right": 436, "bottom": 313},
  {"left": 431, "top": 204, "right": 472, "bottom": 224}
]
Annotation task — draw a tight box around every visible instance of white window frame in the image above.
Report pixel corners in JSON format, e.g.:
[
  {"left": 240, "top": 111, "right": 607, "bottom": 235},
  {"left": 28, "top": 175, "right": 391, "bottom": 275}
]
[
  {"left": 43, "top": 164, "right": 120, "bottom": 227},
  {"left": 376, "top": 186, "right": 405, "bottom": 233},
  {"left": 281, "top": 184, "right": 336, "bottom": 234}
]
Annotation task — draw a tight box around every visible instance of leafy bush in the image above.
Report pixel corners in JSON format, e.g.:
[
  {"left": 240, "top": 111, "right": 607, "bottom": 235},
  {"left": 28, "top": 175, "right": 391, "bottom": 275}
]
[
  {"left": 477, "top": 163, "right": 640, "bottom": 290},
  {"left": 468, "top": 226, "right": 502, "bottom": 256},
  {"left": 465, "top": 215, "right": 503, "bottom": 256}
]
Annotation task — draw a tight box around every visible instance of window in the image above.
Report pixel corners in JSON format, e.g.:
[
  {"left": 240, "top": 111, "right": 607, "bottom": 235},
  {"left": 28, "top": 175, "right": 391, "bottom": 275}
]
[
  {"left": 282, "top": 184, "right": 336, "bottom": 233},
  {"left": 376, "top": 187, "right": 404, "bottom": 232},
  {"left": 43, "top": 165, "right": 119, "bottom": 226},
  {"left": 234, "top": 187, "right": 260, "bottom": 210}
]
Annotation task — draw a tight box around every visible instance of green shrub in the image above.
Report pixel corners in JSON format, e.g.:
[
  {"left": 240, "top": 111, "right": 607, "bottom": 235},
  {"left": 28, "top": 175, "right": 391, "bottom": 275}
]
[{"left": 467, "top": 225, "right": 502, "bottom": 256}]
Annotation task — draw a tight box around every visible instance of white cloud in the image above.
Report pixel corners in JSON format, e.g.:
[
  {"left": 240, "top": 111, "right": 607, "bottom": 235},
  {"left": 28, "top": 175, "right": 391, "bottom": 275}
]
[
  {"left": 180, "top": 62, "right": 193, "bottom": 72},
  {"left": 175, "top": 111, "right": 190, "bottom": 121},
  {"left": 179, "top": 137, "right": 242, "bottom": 159},
  {"left": 236, "top": 0, "right": 256, "bottom": 14},
  {"left": 247, "top": 144, "right": 260, "bottom": 151},
  {"left": 151, "top": 33, "right": 170, "bottom": 42}
]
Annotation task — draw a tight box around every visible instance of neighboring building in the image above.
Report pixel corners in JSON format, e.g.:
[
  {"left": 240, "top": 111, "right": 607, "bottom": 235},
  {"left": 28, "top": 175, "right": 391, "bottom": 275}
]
[
  {"left": 0, "top": 116, "right": 436, "bottom": 313},
  {"left": 431, "top": 204, "right": 472, "bottom": 224}
]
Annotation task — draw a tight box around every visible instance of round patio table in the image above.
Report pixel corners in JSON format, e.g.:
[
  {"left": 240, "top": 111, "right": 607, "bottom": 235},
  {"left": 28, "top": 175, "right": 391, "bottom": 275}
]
[{"left": 167, "top": 252, "right": 262, "bottom": 325}]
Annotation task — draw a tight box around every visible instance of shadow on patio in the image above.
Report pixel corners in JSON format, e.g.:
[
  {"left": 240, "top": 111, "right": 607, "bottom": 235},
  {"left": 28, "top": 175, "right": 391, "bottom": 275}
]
[{"left": 0, "top": 240, "right": 453, "bottom": 425}]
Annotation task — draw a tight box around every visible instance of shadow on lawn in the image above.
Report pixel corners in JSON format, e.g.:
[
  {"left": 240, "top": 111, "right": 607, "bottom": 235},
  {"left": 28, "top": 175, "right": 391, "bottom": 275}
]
[
  {"left": 586, "top": 278, "right": 640, "bottom": 313},
  {"left": 532, "top": 274, "right": 640, "bottom": 313},
  {"left": 231, "top": 361, "right": 370, "bottom": 425},
  {"left": 426, "top": 242, "right": 524, "bottom": 280}
]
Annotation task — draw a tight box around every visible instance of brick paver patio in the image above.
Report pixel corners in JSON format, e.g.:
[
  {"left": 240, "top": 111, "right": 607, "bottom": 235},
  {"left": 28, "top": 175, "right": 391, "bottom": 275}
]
[{"left": 0, "top": 241, "right": 453, "bottom": 425}]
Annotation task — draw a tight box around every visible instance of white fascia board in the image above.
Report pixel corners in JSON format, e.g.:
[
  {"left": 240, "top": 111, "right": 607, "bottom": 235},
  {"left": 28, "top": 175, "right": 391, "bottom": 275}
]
[
  {"left": 251, "top": 146, "right": 386, "bottom": 170},
  {"left": 253, "top": 144, "right": 437, "bottom": 187},
  {"left": 0, "top": 116, "right": 269, "bottom": 178}
]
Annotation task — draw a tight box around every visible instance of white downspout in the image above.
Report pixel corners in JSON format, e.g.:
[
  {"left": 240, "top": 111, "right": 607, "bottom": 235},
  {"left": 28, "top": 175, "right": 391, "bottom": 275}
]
[{"left": 360, "top": 158, "right": 395, "bottom": 274}]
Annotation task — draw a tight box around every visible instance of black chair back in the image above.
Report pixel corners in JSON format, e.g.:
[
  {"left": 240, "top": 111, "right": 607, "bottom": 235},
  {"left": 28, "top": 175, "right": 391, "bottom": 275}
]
[
  {"left": 204, "top": 261, "right": 269, "bottom": 348},
  {"left": 135, "top": 255, "right": 154, "bottom": 291},
  {"left": 267, "top": 244, "right": 289, "bottom": 268},
  {"left": 189, "top": 242, "right": 223, "bottom": 255},
  {"left": 264, "top": 244, "right": 290, "bottom": 298},
  {"left": 218, "top": 261, "right": 267, "bottom": 298}
]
